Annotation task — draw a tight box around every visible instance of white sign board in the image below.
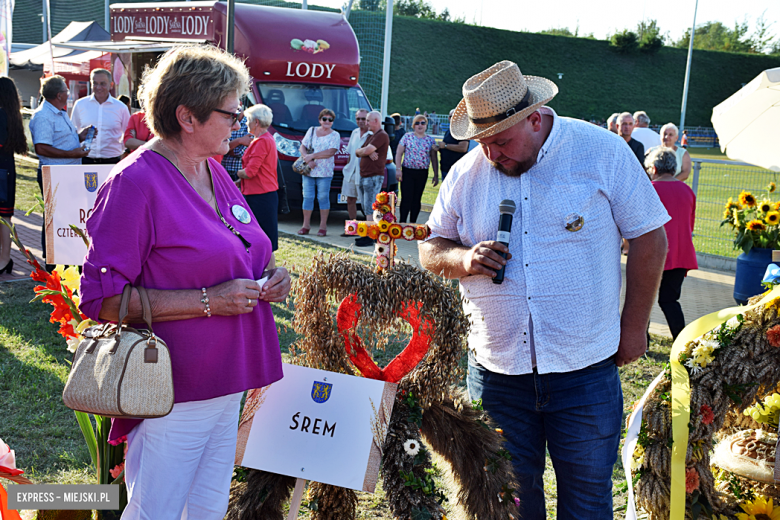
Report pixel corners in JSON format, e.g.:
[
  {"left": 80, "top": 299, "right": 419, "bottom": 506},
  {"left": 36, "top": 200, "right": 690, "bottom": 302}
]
[
  {"left": 235, "top": 363, "right": 397, "bottom": 493},
  {"left": 42, "top": 165, "right": 114, "bottom": 266}
]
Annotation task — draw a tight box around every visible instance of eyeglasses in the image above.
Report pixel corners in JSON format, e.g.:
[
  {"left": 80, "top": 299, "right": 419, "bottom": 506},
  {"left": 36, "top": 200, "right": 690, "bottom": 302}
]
[
  {"left": 355, "top": 117, "right": 366, "bottom": 121},
  {"left": 414, "top": 121, "right": 427, "bottom": 126},
  {"left": 213, "top": 107, "right": 244, "bottom": 125},
  {"left": 321, "top": 117, "right": 334, "bottom": 122}
]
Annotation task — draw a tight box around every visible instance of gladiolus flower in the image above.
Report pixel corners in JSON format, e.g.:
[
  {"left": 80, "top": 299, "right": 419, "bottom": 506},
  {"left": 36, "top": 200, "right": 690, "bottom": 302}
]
[
  {"left": 767, "top": 325, "right": 780, "bottom": 347},
  {"left": 700, "top": 404, "right": 714, "bottom": 425},
  {"left": 685, "top": 467, "right": 700, "bottom": 493}
]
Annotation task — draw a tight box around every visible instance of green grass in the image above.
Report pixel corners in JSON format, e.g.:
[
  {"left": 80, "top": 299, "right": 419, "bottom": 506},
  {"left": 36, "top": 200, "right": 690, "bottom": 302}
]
[{"left": 0, "top": 225, "right": 673, "bottom": 517}]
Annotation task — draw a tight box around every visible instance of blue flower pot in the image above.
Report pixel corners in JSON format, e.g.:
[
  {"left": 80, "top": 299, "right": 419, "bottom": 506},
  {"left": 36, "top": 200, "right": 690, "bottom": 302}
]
[{"left": 734, "top": 247, "right": 774, "bottom": 305}]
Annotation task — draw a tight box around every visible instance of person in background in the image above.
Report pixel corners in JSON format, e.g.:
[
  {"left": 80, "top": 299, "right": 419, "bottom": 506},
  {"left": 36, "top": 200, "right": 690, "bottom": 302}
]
[
  {"left": 681, "top": 129, "right": 689, "bottom": 149},
  {"left": 79, "top": 45, "right": 290, "bottom": 520},
  {"left": 395, "top": 114, "right": 439, "bottom": 223},
  {"left": 388, "top": 112, "right": 405, "bottom": 160},
  {"left": 237, "top": 104, "right": 279, "bottom": 251},
  {"left": 646, "top": 147, "right": 697, "bottom": 339},
  {"left": 118, "top": 94, "right": 131, "bottom": 112},
  {"left": 124, "top": 110, "right": 155, "bottom": 151},
  {"left": 71, "top": 69, "right": 130, "bottom": 164},
  {"left": 631, "top": 111, "right": 661, "bottom": 151},
  {"left": 0, "top": 77, "right": 28, "bottom": 276},
  {"left": 437, "top": 108, "right": 469, "bottom": 180},
  {"left": 617, "top": 112, "right": 644, "bottom": 165},
  {"left": 607, "top": 112, "right": 619, "bottom": 133},
  {"left": 340, "top": 109, "right": 371, "bottom": 232},
  {"left": 221, "top": 114, "right": 253, "bottom": 181},
  {"left": 29, "top": 75, "right": 91, "bottom": 270},
  {"left": 354, "top": 110, "right": 390, "bottom": 247},
  {"left": 646, "top": 123, "right": 692, "bottom": 181},
  {"left": 298, "top": 108, "right": 339, "bottom": 236}
]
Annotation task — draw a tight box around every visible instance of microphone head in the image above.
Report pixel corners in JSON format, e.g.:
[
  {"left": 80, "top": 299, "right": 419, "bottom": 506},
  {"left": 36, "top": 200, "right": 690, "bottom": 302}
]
[{"left": 499, "top": 199, "right": 516, "bottom": 215}]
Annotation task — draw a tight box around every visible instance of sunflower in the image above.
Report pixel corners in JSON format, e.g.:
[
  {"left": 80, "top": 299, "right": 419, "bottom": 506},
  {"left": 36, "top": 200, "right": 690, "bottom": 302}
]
[
  {"left": 770, "top": 182, "right": 777, "bottom": 193},
  {"left": 736, "top": 496, "right": 780, "bottom": 520},
  {"left": 725, "top": 197, "right": 742, "bottom": 211},
  {"left": 759, "top": 200, "right": 773, "bottom": 213},
  {"left": 356, "top": 222, "right": 368, "bottom": 237},
  {"left": 740, "top": 191, "right": 757, "bottom": 207},
  {"left": 768, "top": 211, "right": 780, "bottom": 226},
  {"left": 747, "top": 220, "right": 767, "bottom": 232}
]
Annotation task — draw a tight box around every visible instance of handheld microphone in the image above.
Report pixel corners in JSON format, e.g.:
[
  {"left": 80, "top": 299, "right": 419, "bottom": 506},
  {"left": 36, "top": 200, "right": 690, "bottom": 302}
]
[{"left": 493, "top": 199, "right": 515, "bottom": 284}]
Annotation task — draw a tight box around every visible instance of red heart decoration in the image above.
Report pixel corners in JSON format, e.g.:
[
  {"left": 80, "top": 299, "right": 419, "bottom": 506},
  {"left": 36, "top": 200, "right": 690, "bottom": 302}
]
[{"left": 336, "top": 293, "right": 435, "bottom": 383}]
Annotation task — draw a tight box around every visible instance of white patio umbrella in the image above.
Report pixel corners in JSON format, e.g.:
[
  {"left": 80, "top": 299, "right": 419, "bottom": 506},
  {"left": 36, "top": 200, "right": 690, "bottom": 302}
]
[{"left": 711, "top": 67, "right": 780, "bottom": 172}]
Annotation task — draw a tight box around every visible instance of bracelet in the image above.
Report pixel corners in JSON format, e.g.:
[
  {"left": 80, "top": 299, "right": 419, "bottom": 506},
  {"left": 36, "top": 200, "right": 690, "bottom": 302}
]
[{"left": 201, "top": 287, "right": 212, "bottom": 318}]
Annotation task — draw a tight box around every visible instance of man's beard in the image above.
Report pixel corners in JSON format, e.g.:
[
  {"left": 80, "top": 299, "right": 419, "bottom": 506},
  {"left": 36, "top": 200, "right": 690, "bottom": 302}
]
[{"left": 490, "top": 156, "right": 537, "bottom": 177}]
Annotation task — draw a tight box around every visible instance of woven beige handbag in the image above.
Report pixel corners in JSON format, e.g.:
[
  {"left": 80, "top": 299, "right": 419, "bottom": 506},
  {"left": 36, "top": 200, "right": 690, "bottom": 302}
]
[{"left": 62, "top": 285, "right": 174, "bottom": 418}]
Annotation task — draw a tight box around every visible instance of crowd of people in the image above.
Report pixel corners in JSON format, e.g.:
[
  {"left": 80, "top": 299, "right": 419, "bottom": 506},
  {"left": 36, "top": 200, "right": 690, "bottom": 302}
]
[{"left": 0, "top": 47, "right": 705, "bottom": 519}]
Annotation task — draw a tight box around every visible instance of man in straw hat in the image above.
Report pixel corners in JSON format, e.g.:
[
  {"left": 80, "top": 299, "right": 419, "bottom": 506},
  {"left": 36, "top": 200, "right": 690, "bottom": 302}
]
[{"left": 419, "top": 60, "right": 670, "bottom": 517}]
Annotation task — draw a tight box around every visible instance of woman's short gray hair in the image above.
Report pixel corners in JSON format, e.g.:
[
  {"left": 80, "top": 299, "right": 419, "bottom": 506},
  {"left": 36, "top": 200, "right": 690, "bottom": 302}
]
[
  {"left": 245, "top": 104, "right": 273, "bottom": 128},
  {"left": 645, "top": 147, "right": 678, "bottom": 175},
  {"left": 140, "top": 45, "right": 250, "bottom": 140},
  {"left": 660, "top": 122, "right": 679, "bottom": 137}
]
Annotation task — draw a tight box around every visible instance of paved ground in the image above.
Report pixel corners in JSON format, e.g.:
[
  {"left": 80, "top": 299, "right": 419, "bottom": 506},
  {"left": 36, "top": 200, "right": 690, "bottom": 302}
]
[
  {"left": 1, "top": 207, "right": 738, "bottom": 338},
  {"left": 277, "top": 209, "right": 738, "bottom": 338}
]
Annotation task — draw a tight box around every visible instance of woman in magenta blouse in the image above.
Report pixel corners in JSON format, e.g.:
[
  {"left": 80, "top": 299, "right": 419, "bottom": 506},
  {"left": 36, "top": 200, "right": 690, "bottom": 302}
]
[
  {"left": 79, "top": 46, "right": 290, "bottom": 519},
  {"left": 646, "top": 147, "right": 697, "bottom": 339}
]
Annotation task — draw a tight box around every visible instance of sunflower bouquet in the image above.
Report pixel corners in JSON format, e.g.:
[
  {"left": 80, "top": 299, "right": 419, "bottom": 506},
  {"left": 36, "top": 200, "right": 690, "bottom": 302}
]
[{"left": 721, "top": 183, "right": 780, "bottom": 254}]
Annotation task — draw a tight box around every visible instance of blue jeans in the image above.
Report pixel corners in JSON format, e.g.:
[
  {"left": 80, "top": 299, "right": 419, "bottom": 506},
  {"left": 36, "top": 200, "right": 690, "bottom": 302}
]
[
  {"left": 467, "top": 354, "right": 622, "bottom": 519},
  {"left": 301, "top": 175, "right": 332, "bottom": 211}
]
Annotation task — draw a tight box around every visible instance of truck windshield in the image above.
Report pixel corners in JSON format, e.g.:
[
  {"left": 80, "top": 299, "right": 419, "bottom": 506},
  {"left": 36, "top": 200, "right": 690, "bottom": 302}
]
[{"left": 256, "top": 83, "right": 372, "bottom": 134}]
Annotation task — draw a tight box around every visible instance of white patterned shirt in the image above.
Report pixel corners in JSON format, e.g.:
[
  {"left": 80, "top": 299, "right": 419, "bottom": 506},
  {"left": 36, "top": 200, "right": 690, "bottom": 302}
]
[{"left": 426, "top": 107, "right": 670, "bottom": 375}]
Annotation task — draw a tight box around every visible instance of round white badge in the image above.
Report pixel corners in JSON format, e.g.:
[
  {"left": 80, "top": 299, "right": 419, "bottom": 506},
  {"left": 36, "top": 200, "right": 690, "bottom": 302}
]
[{"left": 232, "top": 204, "right": 252, "bottom": 224}]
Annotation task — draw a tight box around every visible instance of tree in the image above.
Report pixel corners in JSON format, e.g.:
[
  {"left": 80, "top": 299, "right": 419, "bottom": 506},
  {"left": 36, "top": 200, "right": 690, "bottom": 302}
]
[
  {"left": 675, "top": 21, "right": 752, "bottom": 53},
  {"left": 393, "top": 0, "right": 436, "bottom": 19},
  {"left": 636, "top": 20, "right": 664, "bottom": 53},
  {"left": 355, "top": 0, "right": 383, "bottom": 11},
  {"left": 610, "top": 30, "right": 639, "bottom": 54}
]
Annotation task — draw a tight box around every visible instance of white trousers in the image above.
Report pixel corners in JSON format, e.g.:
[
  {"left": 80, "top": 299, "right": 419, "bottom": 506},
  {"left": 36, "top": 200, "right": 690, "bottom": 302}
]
[{"left": 121, "top": 392, "right": 243, "bottom": 520}]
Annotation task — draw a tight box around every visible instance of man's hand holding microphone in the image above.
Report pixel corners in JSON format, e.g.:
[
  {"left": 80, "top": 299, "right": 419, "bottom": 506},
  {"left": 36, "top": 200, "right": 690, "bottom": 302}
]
[{"left": 461, "top": 200, "right": 515, "bottom": 282}]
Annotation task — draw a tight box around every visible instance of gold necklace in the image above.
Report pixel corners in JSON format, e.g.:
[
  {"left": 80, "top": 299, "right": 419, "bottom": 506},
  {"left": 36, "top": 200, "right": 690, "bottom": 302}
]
[{"left": 156, "top": 140, "right": 215, "bottom": 207}]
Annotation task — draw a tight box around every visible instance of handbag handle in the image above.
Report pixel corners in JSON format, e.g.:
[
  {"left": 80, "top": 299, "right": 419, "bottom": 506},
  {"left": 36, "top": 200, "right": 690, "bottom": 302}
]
[{"left": 116, "top": 285, "right": 155, "bottom": 340}]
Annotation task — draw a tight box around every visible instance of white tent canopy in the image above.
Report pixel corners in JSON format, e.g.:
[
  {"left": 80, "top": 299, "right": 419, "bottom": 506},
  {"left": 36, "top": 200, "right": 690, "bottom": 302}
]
[
  {"left": 711, "top": 67, "right": 780, "bottom": 172},
  {"left": 10, "top": 21, "right": 110, "bottom": 70}
]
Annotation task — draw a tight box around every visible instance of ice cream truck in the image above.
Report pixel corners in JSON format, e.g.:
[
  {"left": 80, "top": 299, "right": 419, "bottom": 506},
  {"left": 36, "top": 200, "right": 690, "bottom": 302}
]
[{"left": 110, "top": 1, "right": 396, "bottom": 210}]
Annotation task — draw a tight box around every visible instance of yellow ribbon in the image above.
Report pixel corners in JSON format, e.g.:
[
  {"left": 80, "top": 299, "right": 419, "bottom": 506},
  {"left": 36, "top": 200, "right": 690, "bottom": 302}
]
[{"left": 670, "top": 285, "right": 780, "bottom": 519}]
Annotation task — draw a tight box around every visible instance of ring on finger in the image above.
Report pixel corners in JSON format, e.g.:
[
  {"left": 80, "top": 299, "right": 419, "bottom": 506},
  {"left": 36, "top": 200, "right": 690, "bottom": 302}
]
[{"left": 247, "top": 298, "right": 252, "bottom": 306}]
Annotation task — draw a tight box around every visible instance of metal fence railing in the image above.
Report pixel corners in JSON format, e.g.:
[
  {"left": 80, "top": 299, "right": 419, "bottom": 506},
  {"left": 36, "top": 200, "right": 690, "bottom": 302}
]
[{"left": 688, "top": 158, "right": 780, "bottom": 258}]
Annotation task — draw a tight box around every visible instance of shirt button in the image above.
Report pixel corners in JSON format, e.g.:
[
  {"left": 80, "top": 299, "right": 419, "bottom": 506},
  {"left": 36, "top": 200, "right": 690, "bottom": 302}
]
[
  {"left": 524, "top": 231, "right": 528, "bottom": 234},
  {"left": 528, "top": 296, "right": 531, "bottom": 300},
  {"left": 101, "top": 268, "right": 107, "bottom": 273},
  {"left": 525, "top": 264, "right": 528, "bottom": 267}
]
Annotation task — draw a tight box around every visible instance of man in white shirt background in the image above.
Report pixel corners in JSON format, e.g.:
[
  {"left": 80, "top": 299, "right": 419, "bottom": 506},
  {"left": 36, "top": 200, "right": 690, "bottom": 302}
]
[
  {"left": 340, "top": 109, "right": 371, "bottom": 235},
  {"left": 71, "top": 69, "right": 130, "bottom": 165},
  {"left": 631, "top": 110, "right": 662, "bottom": 151}
]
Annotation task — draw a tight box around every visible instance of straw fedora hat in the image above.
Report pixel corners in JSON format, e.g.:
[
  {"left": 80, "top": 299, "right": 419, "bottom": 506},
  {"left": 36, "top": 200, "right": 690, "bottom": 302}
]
[{"left": 450, "top": 61, "right": 558, "bottom": 141}]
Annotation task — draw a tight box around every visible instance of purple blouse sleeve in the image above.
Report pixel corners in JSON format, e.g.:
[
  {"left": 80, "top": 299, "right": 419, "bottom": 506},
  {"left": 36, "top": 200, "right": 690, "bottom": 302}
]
[{"left": 79, "top": 173, "right": 154, "bottom": 321}]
